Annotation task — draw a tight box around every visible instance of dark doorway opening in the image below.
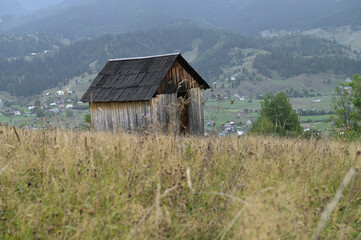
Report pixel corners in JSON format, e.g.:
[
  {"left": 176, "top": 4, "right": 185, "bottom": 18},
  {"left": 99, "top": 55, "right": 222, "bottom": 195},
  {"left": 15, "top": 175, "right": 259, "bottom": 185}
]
[{"left": 178, "top": 91, "right": 189, "bottom": 134}]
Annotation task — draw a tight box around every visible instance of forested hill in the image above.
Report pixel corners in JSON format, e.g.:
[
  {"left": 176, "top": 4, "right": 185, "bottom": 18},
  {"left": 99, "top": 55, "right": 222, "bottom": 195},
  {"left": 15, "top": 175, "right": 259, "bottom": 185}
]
[
  {"left": 0, "top": 24, "right": 360, "bottom": 97},
  {"left": 253, "top": 36, "right": 361, "bottom": 79},
  {"left": 0, "top": 33, "right": 60, "bottom": 59},
  {"left": 1, "top": 24, "right": 232, "bottom": 96},
  {"left": 2, "top": 0, "right": 360, "bottom": 39}
]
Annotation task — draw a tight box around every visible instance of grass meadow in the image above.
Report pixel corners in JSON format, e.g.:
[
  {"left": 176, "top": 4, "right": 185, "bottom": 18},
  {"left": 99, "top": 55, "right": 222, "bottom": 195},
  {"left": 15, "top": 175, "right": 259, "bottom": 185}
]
[{"left": 0, "top": 126, "right": 360, "bottom": 239}]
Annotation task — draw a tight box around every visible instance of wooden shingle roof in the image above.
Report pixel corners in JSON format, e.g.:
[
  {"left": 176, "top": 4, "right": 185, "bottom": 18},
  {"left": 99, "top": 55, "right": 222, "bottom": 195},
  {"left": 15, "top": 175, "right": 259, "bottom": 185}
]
[{"left": 81, "top": 53, "right": 210, "bottom": 102}]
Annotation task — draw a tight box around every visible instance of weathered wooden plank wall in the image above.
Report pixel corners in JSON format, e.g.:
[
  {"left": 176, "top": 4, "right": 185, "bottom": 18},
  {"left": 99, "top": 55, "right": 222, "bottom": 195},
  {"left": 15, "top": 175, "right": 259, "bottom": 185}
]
[
  {"left": 89, "top": 59, "right": 206, "bottom": 135},
  {"left": 188, "top": 88, "right": 205, "bottom": 135},
  {"left": 151, "top": 93, "right": 179, "bottom": 134},
  {"left": 157, "top": 61, "right": 200, "bottom": 95},
  {"left": 90, "top": 101, "right": 152, "bottom": 132}
]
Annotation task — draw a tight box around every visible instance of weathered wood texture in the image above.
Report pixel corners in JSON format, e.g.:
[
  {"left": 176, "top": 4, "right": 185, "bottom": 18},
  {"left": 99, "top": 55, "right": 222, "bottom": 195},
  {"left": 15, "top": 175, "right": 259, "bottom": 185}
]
[
  {"left": 151, "top": 93, "right": 179, "bottom": 134},
  {"left": 90, "top": 101, "right": 151, "bottom": 132},
  {"left": 89, "top": 60, "right": 205, "bottom": 135},
  {"left": 188, "top": 88, "right": 205, "bottom": 135},
  {"left": 156, "top": 61, "right": 200, "bottom": 95}
]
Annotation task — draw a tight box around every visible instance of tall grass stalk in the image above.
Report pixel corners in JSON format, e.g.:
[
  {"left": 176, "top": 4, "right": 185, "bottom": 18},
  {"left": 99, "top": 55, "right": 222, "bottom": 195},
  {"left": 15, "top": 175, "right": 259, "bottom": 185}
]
[
  {"left": 313, "top": 168, "right": 359, "bottom": 240},
  {"left": 0, "top": 126, "right": 360, "bottom": 239}
]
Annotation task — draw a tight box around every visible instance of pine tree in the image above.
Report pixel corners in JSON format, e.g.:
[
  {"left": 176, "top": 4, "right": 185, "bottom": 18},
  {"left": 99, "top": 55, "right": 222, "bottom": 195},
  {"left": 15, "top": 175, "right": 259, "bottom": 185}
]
[{"left": 252, "top": 92, "right": 302, "bottom": 136}]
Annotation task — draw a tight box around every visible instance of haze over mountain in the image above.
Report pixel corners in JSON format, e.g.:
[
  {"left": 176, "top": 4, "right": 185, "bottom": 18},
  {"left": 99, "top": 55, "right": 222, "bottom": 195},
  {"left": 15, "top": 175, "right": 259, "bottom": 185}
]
[
  {"left": 0, "top": 0, "right": 64, "bottom": 15},
  {"left": 1, "top": 0, "right": 360, "bottom": 39},
  {"left": 0, "top": 0, "right": 360, "bottom": 98}
]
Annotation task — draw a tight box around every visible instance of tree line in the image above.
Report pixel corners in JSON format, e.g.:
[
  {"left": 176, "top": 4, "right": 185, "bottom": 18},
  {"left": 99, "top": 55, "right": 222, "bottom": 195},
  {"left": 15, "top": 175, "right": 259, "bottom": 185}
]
[
  {"left": 0, "top": 33, "right": 59, "bottom": 58},
  {"left": 0, "top": 24, "right": 359, "bottom": 97},
  {"left": 253, "top": 35, "right": 361, "bottom": 79},
  {"left": 253, "top": 53, "right": 361, "bottom": 79}
]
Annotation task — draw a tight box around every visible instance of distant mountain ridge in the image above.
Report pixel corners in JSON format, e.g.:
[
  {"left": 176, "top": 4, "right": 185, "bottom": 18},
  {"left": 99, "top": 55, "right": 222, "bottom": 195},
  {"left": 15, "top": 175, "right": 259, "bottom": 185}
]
[
  {"left": 0, "top": 1, "right": 27, "bottom": 16},
  {"left": 2, "top": 0, "right": 360, "bottom": 39},
  {"left": 0, "top": 0, "right": 64, "bottom": 15}
]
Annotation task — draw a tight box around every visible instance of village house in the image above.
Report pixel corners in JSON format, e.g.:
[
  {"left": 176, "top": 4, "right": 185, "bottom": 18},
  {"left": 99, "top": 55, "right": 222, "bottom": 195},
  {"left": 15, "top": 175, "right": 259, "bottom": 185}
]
[
  {"left": 312, "top": 98, "right": 321, "bottom": 103},
  {"left": 57, "top": 90, "right": 64, "bottom": 96},
  {"left": 81, "top": 53, "right": 210, "bottom": 134}
]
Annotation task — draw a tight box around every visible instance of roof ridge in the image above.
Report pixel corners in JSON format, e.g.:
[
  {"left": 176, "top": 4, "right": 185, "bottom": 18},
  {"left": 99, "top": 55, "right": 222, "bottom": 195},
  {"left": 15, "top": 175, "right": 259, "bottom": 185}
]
[
  {"left": 81, "top": 52, "right": 210, "bottom": 103},
  {"left": 109, "top": 53, "right": 181, "bottom": 62}
]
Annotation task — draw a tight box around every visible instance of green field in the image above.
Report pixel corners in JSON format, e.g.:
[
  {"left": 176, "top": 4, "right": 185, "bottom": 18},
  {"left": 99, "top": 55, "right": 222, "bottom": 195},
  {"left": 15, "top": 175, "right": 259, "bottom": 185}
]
[
  {"left": 0, "top": 75, "right": 92, "bottom": 129},
  {"left": 0, "top": 66, "right": 343, "bottom": 135},
  {"left": 204, "top": 94, "right": 335, "bottom": 133},
  {"left": 0, "top": 92, "right": 336, "bottom": 134}
]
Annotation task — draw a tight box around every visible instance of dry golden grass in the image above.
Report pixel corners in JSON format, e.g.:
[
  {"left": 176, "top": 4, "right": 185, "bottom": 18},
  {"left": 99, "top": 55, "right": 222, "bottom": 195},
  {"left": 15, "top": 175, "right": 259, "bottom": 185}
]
[{"left": 0, "top": 126, "right": 360, "bottom": 239}]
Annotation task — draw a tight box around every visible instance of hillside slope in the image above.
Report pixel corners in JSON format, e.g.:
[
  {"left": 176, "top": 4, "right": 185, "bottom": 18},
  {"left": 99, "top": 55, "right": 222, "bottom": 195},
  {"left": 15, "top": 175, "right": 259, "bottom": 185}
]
[
  {"left": 304, "top": 26, "right": 361, "bottom": 52},
  {"left": 0, "top": 24, "right": 359, "bottom": 97}
]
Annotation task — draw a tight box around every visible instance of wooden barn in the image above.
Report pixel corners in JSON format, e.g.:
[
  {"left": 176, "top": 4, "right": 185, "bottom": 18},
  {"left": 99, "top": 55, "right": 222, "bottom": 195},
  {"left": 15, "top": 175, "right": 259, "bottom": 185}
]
[{"left": 81, "top": 53, "right": 210, "bottom": 134}]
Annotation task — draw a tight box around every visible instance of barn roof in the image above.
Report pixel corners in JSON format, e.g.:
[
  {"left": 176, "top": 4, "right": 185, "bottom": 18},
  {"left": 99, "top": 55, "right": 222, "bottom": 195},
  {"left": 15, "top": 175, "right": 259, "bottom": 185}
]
[{"left": 81, "top": 53, "right": 210, "bottom": 102}]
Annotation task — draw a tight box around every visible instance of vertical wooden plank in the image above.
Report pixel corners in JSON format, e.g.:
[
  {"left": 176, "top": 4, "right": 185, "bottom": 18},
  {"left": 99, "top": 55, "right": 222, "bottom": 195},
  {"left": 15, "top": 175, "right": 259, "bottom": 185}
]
[
  {"left": 160, "top": 95, "right": 166, "bottom": 132},
  {"left": 115, "top": 103, "right": 120, "bottom": 132},
  {"left": 90, "top": 105, "right": 95, "bottom": 130},
  {"left": 122, "top": 102, "right": 127, "bottom": 131},
  {"left": 149, "top": 94, "right": 178, "bottom": 134},
  {"left": 188, "top": 90, "right": 195, "bottom": 134},
  {"left": 171, "top": 93, "right": 179, "bottom": 134},
  {"left": 95, "top": 103, "right": 99, "bottom": 131},
  {"left": 134, "top": 102, "right": 138, "bottom": 131},
  {"left": 135, "top": 102, "right": 141, "bottom": 132},
  {"left": 135, "top": 102, "right": 140, "bottom": 130},
  {"left": 147, "top": 102, "right": 151, "bottom": 127},
  {"left": 142, "top": 102, "right": 147, "bottom": 128},
  {"left": 162, "top": 95, "right": 166, "bottom": 132},
  {"left": 131, "top": 102, "right": 134, "bottom": 133},
  {"left": 155, "top": 96, "right": 161, "bottom": 131},
  {"left": 151, "top": 97, "right": 157, "bottom": 133},
  {"left": 91, "top": 95, "right": 184, "bottom": 134},
  {"left": 107, "top": 104, "right": 113, "bottom": 131},
  {"left": 151, "top": 97, "right": 156, "bottom": 127},
  {"left": 159, "top": 95, "right": 165, "bottom": 132},
  {"left": 188, "top": 88, "right": 204, "bottom": 135},
  {"left": 93, "top": 103, "right": 106, "bottom": 131},
  {"left": 111, "top": 103, "right": 116, "bottom": 132},
  {"left": 93, "top": 103, "right": 98, "bottom": 130},
  {"left": 126, "top": 102, "right": 130, "bottom": 131},
  {"left": 156, "top": 60, "right": 200, "bottom": 96},
  {"left": 131, "top": 102, "right": 135, "bottom": 132},
  {"left": 95, "top": 103, "right": 101, "bottom": 131}
]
